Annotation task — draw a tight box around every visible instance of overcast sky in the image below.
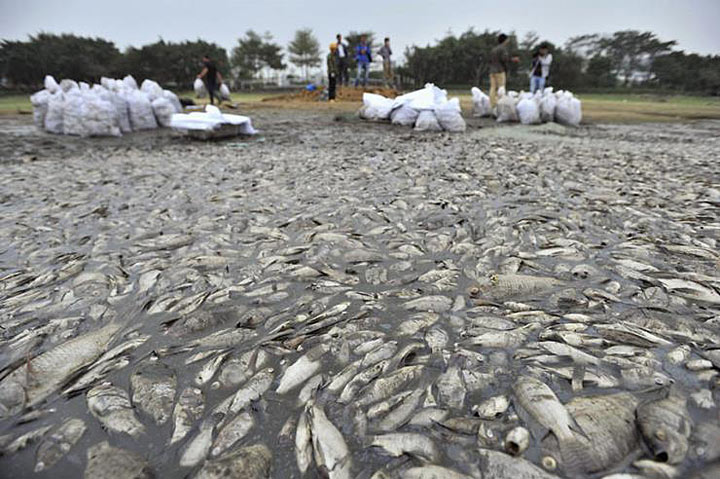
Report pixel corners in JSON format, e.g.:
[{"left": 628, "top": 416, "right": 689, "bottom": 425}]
[{"left": 2, "top": 0, "right": 719, "bottom": 64}]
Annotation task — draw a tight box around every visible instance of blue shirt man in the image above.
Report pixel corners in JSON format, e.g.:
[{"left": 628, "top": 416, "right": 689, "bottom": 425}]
[{"left": 354, "top": 35, "right": 372, "bottom": 87}]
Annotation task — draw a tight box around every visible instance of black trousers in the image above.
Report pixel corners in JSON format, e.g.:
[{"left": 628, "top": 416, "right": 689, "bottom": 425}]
[
  {"left": 328, "top": 74, "right": 337, "bottom": 100},
  {"left": 338, "top": 58, "right": 349, "bottom": 86},
  {"left": 206, "top": 82, "right": 217, "bottom": 105}
]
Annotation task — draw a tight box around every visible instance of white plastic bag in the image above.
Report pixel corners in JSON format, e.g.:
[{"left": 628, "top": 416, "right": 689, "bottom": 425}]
[
  {"left": 414, "top": 110, "right": 442, "bottom": 131},
  {"left": 125, "top": 89, "right": 158, "bottom": 130},
  {"left": 360, "top": 93, "right": 394, "bottom": 121},
  {"left": 219, "top": 83, "right": 231, "bottom": 101},
  {"left": 194, "top": 78, "right": 207, "bottom": 98},
  {"left": 394, "top": 83, "right": 447, "bottom": 110},
  {"left": 517, "top": 97, "right": 541, "bottom": 125},
  {"left": 59, "top": 79, "right": 79, "bottom": 93},
  {"left": 44, "top": 75, "right": 59, "bottom": 94},
  {"left": 555, "top": 92, "right": 582, "bottom": 126},
  {"left": 435, "top": 97, "right": 466, "bottom": 132},
  {"left": 44, "top": 92, "right": 65, "bottom": 134},
  {"left": 141, "top": 79, "right": 163, "bottom": 101},
  {"left": 540, "top": 93, "right": 557, "bottom": 123},
  {"left": 390, "top": 105, "right": 419, "bottom": 126},
  {"left": 163, "top": 90, "right": 183, "bottom": 113},
  {"left": 471, "top": 87, "right": 491, "bottom": 117},
  {"left": 152, "top": 97, "right": 176, "bottom": 127},
  {"left": 62, "top": 91, "right": 87, "bottom": 136},
  {"left": 83, "top": 93, "right": 121, "bottom": 137},
  {"left": 123, "top": 75, "right": 139, "bottom": 90},
  {"left": 495, "top": 87, "right": 518, "bottom": 123},
  {"left": 30, "top": 89, "right": 51, "bottom": 129}
]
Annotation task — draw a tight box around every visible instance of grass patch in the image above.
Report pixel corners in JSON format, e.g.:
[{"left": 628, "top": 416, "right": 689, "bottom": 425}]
[{"left": 2, "top": 90, "right": 718, "bottom": 123}]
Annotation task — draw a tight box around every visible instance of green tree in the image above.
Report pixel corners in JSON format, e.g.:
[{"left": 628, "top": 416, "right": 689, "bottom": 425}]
[
  {"left": 288, "top": 28, "right": 321, "bottom": 81},
  {"left": 231, "top": 30, "right": 285, "bottom": 80},
  {"left": 595, "top": 31, "right": 676, "bottom": 84},
  {"left": 585, "top": 55, "right": 616, "bottom": 87}
]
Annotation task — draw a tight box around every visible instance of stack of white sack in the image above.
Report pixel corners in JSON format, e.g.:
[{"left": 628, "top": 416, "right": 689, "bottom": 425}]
[
  {"left": 472, "top": 85, "right": 582, "bottom": 126},
  {"left": 169, "top": 105, "right": 256, "bottom": 135},
  {"left": 359, "top": 83, "right": 466, "bottom": 132},
  {"left": 30, "top": 74, "right": 183, "bottom": 137}
]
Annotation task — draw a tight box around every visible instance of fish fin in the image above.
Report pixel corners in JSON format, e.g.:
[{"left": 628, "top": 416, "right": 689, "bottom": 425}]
[{"left": 635, "top": 383, "right": 672, "bottom": 405}]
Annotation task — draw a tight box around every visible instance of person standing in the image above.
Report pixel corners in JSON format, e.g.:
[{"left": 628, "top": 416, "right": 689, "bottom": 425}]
[
  {"left": 197, "top": 55, "right": 223, "bottom": 106},
  {"left": 377, "top": 37, "right": 393, "bottom": 88},
  {"left": 336, "top": 34, "right": 350, "bottom": 86},
  {"left": 530, "top": 43, "right": 553, "bottom": 93},
  {"left": 327, "top": 43, "right": 339, "bottom": 102},
  {"left": 488, "top": 34, "right": 519, "bottom": 108},
  {"left": 354, "top": 35, "right": 372, "bottom": 88}
]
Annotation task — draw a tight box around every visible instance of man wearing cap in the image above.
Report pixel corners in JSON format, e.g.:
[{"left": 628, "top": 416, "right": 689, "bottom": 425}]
[{"left": 327, "top": 43, "right": 339, "bottom": 102}]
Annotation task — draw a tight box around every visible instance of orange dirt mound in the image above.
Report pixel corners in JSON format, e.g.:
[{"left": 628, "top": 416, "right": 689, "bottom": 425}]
[{"left": 263, "top": 87, "right": 399, "bottom": 103}]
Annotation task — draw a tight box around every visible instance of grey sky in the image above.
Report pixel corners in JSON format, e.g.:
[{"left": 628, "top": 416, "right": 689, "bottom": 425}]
[{"left": 2, "top": 0, "right": 719, "bottom": 66}]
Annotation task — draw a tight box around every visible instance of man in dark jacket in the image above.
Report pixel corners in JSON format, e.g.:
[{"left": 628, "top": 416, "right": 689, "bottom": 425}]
[
  {"left": 197, "top": 55, "right": 223, "bottom": 105},
  {"left": 327, "top": 43, "right": 339, "bottom": 102}
]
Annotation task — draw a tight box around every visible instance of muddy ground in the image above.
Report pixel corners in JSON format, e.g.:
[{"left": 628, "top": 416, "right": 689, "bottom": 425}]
[{"left": 1, "top": 110, "right": 719, "bottom": 479}]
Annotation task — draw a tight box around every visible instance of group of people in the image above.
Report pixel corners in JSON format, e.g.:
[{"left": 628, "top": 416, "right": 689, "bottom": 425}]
[
  {"left": 489, "top": 33, "right": 553, "bottom": 107},
  {"left": 326, "top": 34, "right": 394, "bottom": 101}
]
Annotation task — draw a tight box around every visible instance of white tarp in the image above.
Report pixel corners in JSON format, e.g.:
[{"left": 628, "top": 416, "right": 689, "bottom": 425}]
[{"left": 169, "top": 105, "right": 256, "bottom": 135}]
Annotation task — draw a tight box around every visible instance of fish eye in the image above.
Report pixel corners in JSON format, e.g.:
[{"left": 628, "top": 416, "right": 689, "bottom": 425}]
[
  {"left": 655, "top": 429, "right": 667, "bottom": 441},
  {"left": 541, "top": 456, "right": 557, "bottom": 470}
]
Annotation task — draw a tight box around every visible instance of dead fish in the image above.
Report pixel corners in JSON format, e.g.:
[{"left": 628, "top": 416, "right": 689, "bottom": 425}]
[
  {"left": 357, "top": 365, "right": 425, "bottom": 407},
  {"left": 84, "top": 441, "right": 153, "bottom": 479},
  {"left": 477, "top": 448, "right": 560, "bottom": 479},
  {"left": 170, "top": 387, "right": 205, "bottom": 445},
  {"left": 87, "top": 383, "right": 145, "bottom": 438},
  {"left": 35, "top": 418, "right": 86, "bottom": 472},
  {"left": 194, "top": 444, "right": 272, "bottom": 479},
  {"left": 130, "top": 359, "right": 177, "bottom": 425},
  {"left": 376, "top": 389, "right": 425, "bottom": 432},
  {"left": 0, "top": 319, "right": 124, "bottom": 416},
  {"left": 469, "top": 274, "right": 563, "bottom": 300},
  {"left": 403, "top": 296, "right": 453, "bottom": 313},
  {"left": 277, "top": 344, "right": 329, "bottom": 394},
  {"left": 295, "top": 407, "right": 313, "bottom": 474},
  {"left": 212, "top": 411, "right": 255, "bottom": 457},
  {"left": 399, "top": 465, "right": 473, "bottom": 479},
  {"left": 181, "top": 415, "right": 218, "bottom": 467},
  {"left": 309, "top": 402, "right": 352, "bottom": 479},
  {"left": 371, "top": 432, "right": 439, "bottom": 462},
  {"left": 637, "top": 392, "right": 692, "bottom": 464}
]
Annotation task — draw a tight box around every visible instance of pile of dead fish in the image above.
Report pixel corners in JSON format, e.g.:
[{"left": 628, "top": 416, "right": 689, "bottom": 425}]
[{"left": 0, "top": 119, "right": 719, "bottom": 479}]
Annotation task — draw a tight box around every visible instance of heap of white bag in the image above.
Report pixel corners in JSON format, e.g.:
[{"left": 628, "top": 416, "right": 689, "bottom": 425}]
[
  {"left": 30, "top": 74, "right": 183, "bottom": 137},
  {"left": 471, "top": 86, "right": 582, "bottom": 126},
  {"left": 359, "top": 83, "right": 466, "bottom": 132}
]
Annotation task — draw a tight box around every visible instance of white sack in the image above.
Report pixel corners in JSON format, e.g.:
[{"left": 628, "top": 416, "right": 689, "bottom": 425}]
[
  {"left": 414, "top": 110, "right": 442, "bottom": 132},
  {"left": 59, "top": 79, "right": 79, "bottom": 93},
  {"left": 360, "top": 93, "right": 394, "bottom": 121},
  {"left": 471, "top": 87, "right": 491, "bottom": 117},
  {"left": 141, "top": 79, "right": 163, "bottom": 101},
  {"left": 540, "top": 94, "right": 557, "bottom": 123},
  {"left": 219, "top": 83, "right": 231, "bottom": 101},
  {"left": 83, "top": 94, "right": 121, "bottom": 137},
  {"left": 390, "top": 105, "right": 419, "bottom": 126},
  {"left": 194, "top": 78, "right": 207, "bottom": 98},
  {"left": 44, "top": 75, "right": 59, "bottom": 94},
  {"left": 30, "top": 89, "right": 51, "bottom": 129},
  {"left": 517, "top": 97, "right": 541, "bottom": 125},
  {"left": 495, "top": 88, "right": 519, "bottom": 123},
  {"left": 163, "top": 90, "right": 183, "bottom": 113},
  {"left": 555, "top": 92, "right": 582, "bottom": 126},
  {"left": 123, "top": 75, "right": 139, "bottom": 90},
  {"left": 62, "top": 91, "right": 87, "bottom": 136},
  {"left": 435, "top": 97, "right": 466, "bottom": 132},
  {"left": 394, "top": 83, "right": 448, "bottom": 110},
  {"left": 126, "top": 89, "right": 157, "bottom": 131},
  {"left": 152, "top": 97, "right": 176, "bottom": 127},
  {"left": 44, "top": 92, "right": 65, "bottom": 134}
]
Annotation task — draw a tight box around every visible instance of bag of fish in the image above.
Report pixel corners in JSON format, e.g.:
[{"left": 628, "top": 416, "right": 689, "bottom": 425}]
[
  {"left": 219, "top": 83, "right": 231, "bottom": 101},
  {"left": 495, "top": 87, "right": 519, "bottom": 123},
  {"left": 434, "top": 97, "right": 466, "bottom": 132},
  {"left": 359, "top": 93, "right": 395, "bottom": 121},
  {"left": 194, "top": 78, "right": 208, "bottom": 98},
  {"left": 539, "top": 87, "right": 557, "bottom": 122},
  {"left": 471, "top": 86, "right": 492, "bottom": 117},
  {"left": 554, "top": 90, "right": 582, "bottom": 126},
  {"left": 516, "top": 92, "right": 541, "bottom": 125}
]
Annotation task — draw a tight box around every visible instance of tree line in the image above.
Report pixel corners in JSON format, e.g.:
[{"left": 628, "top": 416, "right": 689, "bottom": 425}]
[
  {"left": 1, "top": 30, "right": 718, "bottom": 94},
  {"left": 400, "top": 29, "right": 719, "bottom": 95}
]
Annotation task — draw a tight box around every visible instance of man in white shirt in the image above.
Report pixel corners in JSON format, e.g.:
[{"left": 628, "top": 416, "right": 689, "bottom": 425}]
[
  {"left": 530, "top": 43, "right": 553, "bottom": 93},
  {"left": 336, "top": 34, "right": 350, "bottom": 86}
]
